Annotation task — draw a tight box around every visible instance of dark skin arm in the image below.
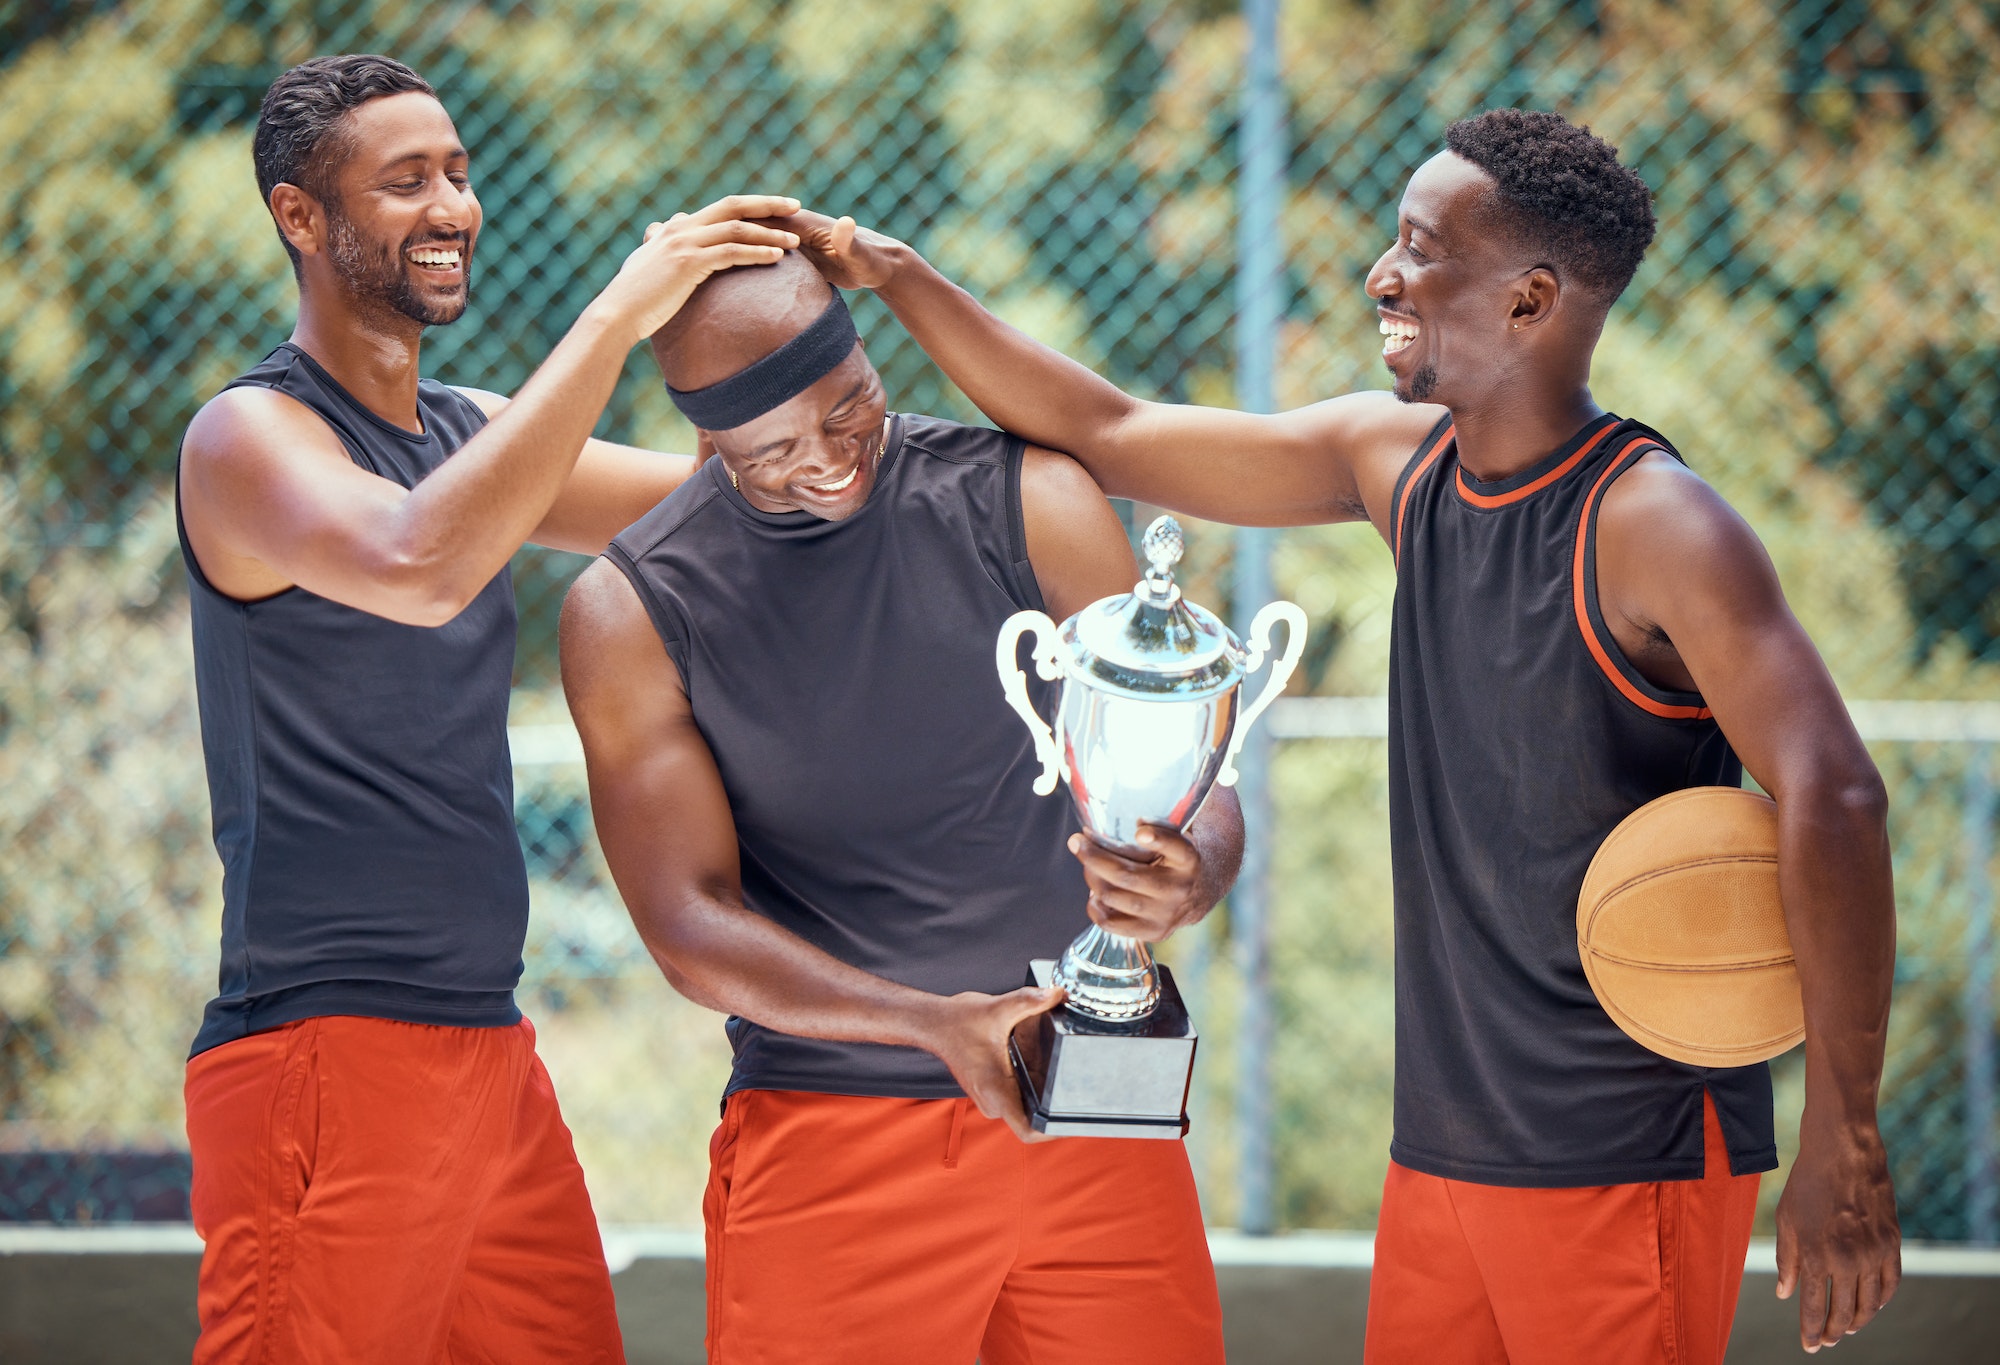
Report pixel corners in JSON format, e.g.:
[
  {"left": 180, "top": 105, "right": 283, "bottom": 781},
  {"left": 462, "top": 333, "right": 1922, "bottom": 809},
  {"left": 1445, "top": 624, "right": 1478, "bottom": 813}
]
[
  {"left": 778, "top": 212, "right": 1442, "bottom": 537},
  {"left": 562, "top": 447, "right": 1241, "bottom": 1141},
  {"left": 1598, "top": 456, "right": 1900, "bottom": 1353}
]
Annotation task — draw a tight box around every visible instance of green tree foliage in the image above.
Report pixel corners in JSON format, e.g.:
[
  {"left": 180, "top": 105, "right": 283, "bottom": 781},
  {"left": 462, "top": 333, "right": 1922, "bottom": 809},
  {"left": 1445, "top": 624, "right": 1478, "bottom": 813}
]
[{"left": 0, "top": 0, "right": 1993, "bottom": 1232}]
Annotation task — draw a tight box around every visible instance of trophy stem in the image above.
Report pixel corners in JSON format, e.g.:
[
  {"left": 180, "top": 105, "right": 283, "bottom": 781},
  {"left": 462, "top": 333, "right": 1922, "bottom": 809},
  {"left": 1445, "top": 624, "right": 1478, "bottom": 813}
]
[{"left": 1053, "top": 923, "right": 1162, "bottom": 1022}]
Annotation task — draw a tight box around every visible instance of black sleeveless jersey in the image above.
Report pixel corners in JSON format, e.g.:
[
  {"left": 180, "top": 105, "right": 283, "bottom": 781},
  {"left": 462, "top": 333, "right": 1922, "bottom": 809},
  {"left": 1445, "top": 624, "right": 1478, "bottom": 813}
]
[
  {"left": 605, "top": 414, "right": 1091, "bottom": 1100},
  {"left": 179, "top": 343, "right": 526, "bottom": 1058},
  {"left": 1385, "top": 412, "right": 1777, "bottom": 1186}
]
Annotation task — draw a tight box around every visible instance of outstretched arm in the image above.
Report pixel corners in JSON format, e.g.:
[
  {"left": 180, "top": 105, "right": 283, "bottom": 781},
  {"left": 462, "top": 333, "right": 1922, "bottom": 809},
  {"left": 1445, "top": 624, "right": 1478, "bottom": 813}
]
[
  {"left": 1018, "top": 446, "right": 1246, "bottom": 935},
  {"left": 786, "top": 212, "right": 1442, "bottom": 536},
  {"left": 1599, "top": 459, "right": 1900, "bottom": 1353},
  {"left": 181, "top": 197, "right": 800, "bottom": 624},
  {"left": 560, "top": 558, "right": 1062, "bottom": 1140}
]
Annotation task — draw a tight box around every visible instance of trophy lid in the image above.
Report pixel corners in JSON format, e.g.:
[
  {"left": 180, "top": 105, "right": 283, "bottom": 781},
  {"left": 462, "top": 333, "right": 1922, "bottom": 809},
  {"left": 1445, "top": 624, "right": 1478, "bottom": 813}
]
[{"left": 1059, "top": 517, "right": 1243, "bottom": 700}]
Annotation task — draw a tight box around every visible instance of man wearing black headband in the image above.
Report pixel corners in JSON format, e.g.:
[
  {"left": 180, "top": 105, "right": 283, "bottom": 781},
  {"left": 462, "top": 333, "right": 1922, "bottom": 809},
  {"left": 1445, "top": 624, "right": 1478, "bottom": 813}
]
[{"left": 559, "top": 251, "right": 1237, "bottom": 1363}]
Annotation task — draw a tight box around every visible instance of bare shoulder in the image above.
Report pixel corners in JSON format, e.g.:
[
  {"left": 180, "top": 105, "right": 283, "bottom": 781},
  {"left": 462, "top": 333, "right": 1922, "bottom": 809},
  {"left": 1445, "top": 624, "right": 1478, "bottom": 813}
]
[
  {"left": 1282, "top": 391, "right": 1448, "bottom": 528},
  {"left": 561, "top": 556, "right": 655, "bottom": 644},
  {"left": 1017, "top": 444, "right": 1138, "bottom": 615},
  {"left": 1597, "top": 449, "right": 1778, "bottom": 612},
  {"left": 451, "top": 385, "right": 509, "bottom": 418},
  {"left": 1598, "top": 450, "right": 1761, "bottom": 563},
  {"left": 182, "top": 384, "right": 346, "bottom": 477}
]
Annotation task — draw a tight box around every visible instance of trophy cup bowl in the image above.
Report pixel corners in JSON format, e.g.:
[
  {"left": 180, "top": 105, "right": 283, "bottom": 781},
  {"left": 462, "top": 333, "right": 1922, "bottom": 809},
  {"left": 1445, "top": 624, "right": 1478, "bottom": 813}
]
[{"left": 995, "top": 516, "right": 1306, "bottom": 1137}]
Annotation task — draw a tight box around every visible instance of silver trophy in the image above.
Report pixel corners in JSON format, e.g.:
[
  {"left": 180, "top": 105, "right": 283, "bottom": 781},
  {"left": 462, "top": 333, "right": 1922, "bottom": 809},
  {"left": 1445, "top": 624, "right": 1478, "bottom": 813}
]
[{"left": 995, "top": 515, "right": 1306, "bottom": 1137}]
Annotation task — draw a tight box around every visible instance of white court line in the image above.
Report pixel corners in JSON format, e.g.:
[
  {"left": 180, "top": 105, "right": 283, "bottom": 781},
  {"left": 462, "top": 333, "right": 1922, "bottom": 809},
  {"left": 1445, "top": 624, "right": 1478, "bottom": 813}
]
[
  {"left": 6, "top": 1226, "right": 1998, "bottom": 1277},
  {"left": 511, "top": 699, "right": 2000, "bottom": 767}
]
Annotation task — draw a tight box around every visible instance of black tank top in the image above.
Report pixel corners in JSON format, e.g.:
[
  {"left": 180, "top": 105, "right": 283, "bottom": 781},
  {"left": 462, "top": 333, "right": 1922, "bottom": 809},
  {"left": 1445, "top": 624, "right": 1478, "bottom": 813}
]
[
  {"left": 179, "top": 343, "right": 526, "bottom": 1058},
  {"left": 1386, "top": 412, "right": 1777, "bottom": 1186},
  {"left": 605, "top": 414, "right": 1091, "bottom": 1099}
]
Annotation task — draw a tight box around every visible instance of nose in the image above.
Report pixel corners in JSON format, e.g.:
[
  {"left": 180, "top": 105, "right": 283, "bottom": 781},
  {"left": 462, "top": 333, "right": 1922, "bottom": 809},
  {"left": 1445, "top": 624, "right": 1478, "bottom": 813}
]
[
  {"left": 426, "top": 177, "right": 475, "bottom": 234},
  {"left": 1365, "top": 243, "right": 1400, "bottom": 301}
]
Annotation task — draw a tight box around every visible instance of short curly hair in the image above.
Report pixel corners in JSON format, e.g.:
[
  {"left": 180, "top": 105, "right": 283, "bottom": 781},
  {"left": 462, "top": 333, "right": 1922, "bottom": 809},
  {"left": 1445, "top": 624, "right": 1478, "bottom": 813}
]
[
  {"left": 1444, "top": 108, "right": 1656, "bottom": 301},
  {"left": 254, "top": 55, "right": 436, "bottom": 276}
]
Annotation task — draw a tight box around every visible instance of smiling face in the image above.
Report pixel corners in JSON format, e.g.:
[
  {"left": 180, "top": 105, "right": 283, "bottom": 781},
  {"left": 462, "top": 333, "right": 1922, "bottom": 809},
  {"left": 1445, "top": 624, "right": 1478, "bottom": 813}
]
[
  {"left": 707, "top": 351, "right": 890, "bottom": 520},
  {"left": 1365, "top": 150, "right": 1551, "bottom": 409},
  {"left": 314, "top": 91, "right": 479, "bottom": 327},
  {"left": 651, "top": 252, "right": 890, "bottom": 522}
]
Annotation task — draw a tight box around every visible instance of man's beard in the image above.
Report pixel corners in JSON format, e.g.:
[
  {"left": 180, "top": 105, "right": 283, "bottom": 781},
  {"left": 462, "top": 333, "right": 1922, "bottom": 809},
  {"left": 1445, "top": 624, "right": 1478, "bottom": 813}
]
[
  {"left": 326, "top": 207, "right": 470, "bottom": 327},
  {"left": 1396, "top": 362, "right": 1438, "bottom": 404}
]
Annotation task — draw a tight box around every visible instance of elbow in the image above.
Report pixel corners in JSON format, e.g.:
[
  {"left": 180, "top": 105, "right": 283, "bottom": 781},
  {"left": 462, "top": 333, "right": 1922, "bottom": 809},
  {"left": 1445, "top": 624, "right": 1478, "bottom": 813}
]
[
  {"left": 377, "top": 546, "right": 481, "bottom": 627},
  {"left": 1794, "top": 761, "right": 1889, "bottom": 838}
]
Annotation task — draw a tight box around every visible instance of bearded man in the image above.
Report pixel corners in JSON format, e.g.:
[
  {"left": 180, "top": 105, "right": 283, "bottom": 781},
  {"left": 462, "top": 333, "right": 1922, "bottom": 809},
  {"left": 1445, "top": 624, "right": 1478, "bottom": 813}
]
[{"left": 175, "top": 53, "right": 798, "bottom": 1363}]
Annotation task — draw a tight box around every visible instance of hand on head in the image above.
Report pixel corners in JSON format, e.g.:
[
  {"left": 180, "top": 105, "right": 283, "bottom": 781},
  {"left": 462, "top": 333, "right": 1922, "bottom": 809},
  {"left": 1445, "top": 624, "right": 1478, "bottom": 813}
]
[
  {"left": 597, "top": 194, "right": 802, "bottom": 344},
  {"left": 771, "top": 209, "right": 904, "bottom": 291}
]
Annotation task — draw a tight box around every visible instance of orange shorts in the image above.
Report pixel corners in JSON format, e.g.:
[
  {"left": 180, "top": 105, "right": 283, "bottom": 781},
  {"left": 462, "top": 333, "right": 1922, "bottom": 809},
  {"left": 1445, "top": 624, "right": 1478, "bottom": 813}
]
[
  {"left": 703, "top": 1089, "right": 1224, "bottom": 1365},
  {"left": 1364, "top": 1094, "right": 1759, "bottom": 1365},
  {"left": 184, "top": 1015, "right": 623, "bottom": 1365}
]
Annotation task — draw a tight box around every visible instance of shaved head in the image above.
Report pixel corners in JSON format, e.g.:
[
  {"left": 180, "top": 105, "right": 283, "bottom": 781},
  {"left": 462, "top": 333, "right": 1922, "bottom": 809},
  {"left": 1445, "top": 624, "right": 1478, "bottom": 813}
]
[{"left": 650, "top": 248, "right": 835, "bottom": 392}]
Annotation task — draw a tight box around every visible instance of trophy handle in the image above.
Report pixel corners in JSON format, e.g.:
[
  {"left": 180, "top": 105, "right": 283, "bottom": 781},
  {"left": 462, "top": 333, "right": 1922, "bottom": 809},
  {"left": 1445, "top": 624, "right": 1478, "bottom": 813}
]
[
  {"left": 1216, "top": 600, "right": 1308, "bottom": 788},
  {"left": 996, "top": 610, "right": 1064, "bottom": 796}
]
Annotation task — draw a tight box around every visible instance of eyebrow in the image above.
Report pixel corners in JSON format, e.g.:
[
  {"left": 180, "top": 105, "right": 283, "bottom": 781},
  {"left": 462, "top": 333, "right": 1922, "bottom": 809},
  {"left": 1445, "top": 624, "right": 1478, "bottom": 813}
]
[
  {"left": 372, "top": 146, "right": 470, "bottom": 174},
  {"left": 741, "top": 377, "right": 871, "bottom": 461},
  {"left": 1403, "top": 212, "right": 1437, "bottom": 240}
]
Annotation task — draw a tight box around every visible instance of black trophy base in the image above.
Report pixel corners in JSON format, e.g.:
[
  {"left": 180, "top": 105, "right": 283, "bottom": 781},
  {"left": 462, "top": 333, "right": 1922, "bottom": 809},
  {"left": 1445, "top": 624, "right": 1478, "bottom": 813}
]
[{"left": 1009, "top": 959, "right": 1196, "bottom": 1139}]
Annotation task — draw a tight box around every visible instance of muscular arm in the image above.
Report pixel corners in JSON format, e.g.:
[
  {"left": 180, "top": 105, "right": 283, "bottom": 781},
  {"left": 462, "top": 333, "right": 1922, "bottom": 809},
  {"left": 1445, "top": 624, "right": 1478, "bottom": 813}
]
[
  {"left": 455, "top": 387, "right": 696, "bottom": 554},
  {"left": 1598, "top": 459, "right": 1900, "bottom": 1351},
  {"left": 787, "top": 213, "right": 1441, "bottom": 535},
  {"left": 559, "top": 559, "right": 1060, "bottom": 1138},
  {"left": 1019, "top": 446, "right": 1245, "bottom": 936},
  {"left": 179, "top": 197, "right": 799, "bottom": 625}
]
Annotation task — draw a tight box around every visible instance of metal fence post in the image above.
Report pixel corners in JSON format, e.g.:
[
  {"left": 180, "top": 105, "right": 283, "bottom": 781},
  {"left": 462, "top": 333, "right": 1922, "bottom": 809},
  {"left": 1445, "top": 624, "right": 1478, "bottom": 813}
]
[
  {"left": 1966, "top": 742, "right": 1996, "bottom": 1245},
  {"left": 1233, "top": 0, "right": 1283, "bottom": 1237}
]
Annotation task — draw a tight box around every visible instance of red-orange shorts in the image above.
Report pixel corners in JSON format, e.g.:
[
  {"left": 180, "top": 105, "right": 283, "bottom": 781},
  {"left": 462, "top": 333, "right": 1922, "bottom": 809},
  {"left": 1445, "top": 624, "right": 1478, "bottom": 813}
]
[
  {"left": 703, "top": 1089, "right": 1224, "bottom": 1365},
  {"left": 183, "top": 1015, "right": 623, "bottom": 1365},
  {"left": 1364, "top": 1094, "right": 1760, "bottom": 1365}
]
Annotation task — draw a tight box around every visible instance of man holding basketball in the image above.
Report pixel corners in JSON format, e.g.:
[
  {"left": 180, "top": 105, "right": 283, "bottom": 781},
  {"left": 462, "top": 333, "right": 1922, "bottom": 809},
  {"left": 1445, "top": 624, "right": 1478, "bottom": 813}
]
[
  {"left": 790, "top": 108, "right": 1900, "bottom": 1359},
  {"left": 176, "top": 53, "right": 799, "bottom": 1362}
]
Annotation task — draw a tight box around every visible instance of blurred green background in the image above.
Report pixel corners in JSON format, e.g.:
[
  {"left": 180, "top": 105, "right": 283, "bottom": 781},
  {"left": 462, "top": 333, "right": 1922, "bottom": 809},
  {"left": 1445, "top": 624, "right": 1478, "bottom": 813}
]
[{"left": 1, "top": 0, "right": 1996, "bottom": 1242}]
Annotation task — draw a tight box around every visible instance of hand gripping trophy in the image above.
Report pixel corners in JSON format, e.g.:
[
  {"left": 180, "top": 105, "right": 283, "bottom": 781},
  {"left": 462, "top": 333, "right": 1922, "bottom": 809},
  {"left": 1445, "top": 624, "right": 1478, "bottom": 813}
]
[{"left": 995, "top": 516, "right": 1306, "bottom": 1137}]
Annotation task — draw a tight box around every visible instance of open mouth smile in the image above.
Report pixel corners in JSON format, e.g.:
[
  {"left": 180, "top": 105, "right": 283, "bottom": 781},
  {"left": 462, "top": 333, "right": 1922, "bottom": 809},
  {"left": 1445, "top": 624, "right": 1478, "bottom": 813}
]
[
  {"left": 1379, "top": 314, "right": 1419, "bottom": 357},
  {"left": 406, "top": 243, "right": 464, "bottom": 276},
  {"left": 809, "top": 464, "right": 859, "bottom": 494}
]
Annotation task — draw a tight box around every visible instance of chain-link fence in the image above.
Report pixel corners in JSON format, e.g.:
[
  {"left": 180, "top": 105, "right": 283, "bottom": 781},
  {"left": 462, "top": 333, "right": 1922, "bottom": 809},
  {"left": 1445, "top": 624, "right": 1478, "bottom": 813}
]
[{"left": 1, "top": 0, "right": 1995, "bottom": 1242}]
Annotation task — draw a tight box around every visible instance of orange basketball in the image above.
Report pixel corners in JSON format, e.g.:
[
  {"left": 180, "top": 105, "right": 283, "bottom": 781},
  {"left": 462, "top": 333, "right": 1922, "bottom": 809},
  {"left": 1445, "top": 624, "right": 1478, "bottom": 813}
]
[{"left": 1577, "top": 786, "right": 1804, "bottom": 1067}]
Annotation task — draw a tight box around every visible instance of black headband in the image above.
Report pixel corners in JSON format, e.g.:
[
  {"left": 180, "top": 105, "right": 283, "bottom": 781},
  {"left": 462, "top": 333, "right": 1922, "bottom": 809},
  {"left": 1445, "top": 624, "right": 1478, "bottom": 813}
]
[{"left": 665, "top": 292, "right": 860, "bottom": 431}]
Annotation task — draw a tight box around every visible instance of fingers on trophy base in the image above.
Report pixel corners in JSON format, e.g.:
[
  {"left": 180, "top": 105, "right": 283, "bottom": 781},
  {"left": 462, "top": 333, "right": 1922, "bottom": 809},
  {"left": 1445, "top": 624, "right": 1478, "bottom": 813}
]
[{"left": 1008, "top": 959, "right": 1196, "bottom": 1141}]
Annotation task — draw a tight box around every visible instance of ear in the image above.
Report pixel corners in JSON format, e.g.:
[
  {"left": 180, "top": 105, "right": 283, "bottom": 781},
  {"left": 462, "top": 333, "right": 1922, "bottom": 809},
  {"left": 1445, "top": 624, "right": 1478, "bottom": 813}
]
[
  {"left": 1507, "top": 266, "right": 1560, "bottom": 332},
  {"left": 269, "top": 183, "right": 328, "bottom": 262}
]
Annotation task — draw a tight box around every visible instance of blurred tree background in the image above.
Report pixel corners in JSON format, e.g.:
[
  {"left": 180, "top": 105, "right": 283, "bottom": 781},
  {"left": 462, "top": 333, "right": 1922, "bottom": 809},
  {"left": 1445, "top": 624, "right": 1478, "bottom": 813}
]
[{"left": 1, "top": 0, "right": 1995, "bottom": 1236}]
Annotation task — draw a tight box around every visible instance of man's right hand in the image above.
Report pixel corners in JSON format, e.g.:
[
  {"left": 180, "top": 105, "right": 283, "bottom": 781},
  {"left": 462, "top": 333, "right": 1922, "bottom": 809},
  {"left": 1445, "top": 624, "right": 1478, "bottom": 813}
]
[
  {"left": 922, "top": 986, "right": 1066, "bottom": 1143},
  {"left": 592, "top": 195, "right": 803, "bottom": 344},
  {"left": 778, "top": 210, "right": 906, "bottom": 292}
]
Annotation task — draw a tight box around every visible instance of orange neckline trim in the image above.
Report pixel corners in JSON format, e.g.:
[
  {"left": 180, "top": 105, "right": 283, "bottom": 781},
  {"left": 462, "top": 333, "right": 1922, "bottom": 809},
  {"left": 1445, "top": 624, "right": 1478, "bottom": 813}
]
[
  {"left": 1455, "top": 419, "right": 1618, "bottom": 509},
  {"left": 1571, "top": 437, "right": 1714, "bottom": 721}
]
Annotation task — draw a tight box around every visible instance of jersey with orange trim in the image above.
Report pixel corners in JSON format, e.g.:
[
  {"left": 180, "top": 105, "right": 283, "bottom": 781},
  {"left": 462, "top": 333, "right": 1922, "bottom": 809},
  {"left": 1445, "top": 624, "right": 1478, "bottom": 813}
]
[{"left": 1383, "top": 412, "right": 1776, "bottom": 1187}]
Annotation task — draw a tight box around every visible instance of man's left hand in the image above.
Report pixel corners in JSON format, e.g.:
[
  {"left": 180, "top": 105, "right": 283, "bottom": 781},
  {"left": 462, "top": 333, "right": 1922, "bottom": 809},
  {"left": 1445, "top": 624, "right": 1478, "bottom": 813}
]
[
  {"left": 1775, "top": 1119, "right": 1902, "bottom": 1352},
  {"left": 1067, "top": 824, "right": 1205, "bottom": 942}
]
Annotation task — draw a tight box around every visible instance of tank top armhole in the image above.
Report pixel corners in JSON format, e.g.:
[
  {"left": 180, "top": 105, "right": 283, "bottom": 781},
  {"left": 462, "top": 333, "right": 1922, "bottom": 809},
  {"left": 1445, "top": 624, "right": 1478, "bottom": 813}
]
[
  {"left": 601, "top": 544, "right": 694, "bottom": 686},
  {"left": 999, "top": 434, "right": 1048, "bottom": 612},
  {"left": 1390, "top": 414, "right": 1456, "bottom": 569},
  {"left": 1572, "top": 436, "right": 1717, "bottom": 722}
]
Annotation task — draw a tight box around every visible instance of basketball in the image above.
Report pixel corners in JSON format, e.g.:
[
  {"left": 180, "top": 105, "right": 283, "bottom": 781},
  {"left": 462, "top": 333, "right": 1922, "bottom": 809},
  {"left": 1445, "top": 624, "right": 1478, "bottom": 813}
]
[{"left": 1577, "top": 786, "right": 1804, "bottom": 1067}]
